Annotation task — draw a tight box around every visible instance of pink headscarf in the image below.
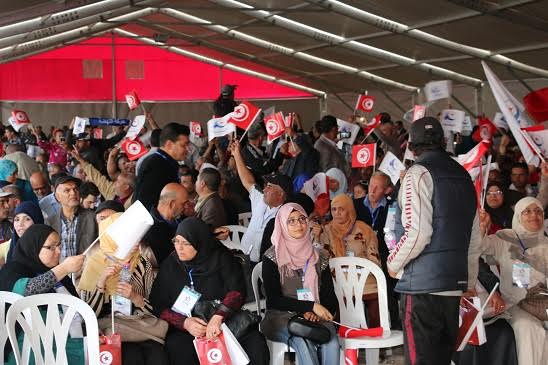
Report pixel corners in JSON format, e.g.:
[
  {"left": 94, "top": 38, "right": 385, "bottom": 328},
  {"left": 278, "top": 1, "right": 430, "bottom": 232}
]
[{"left": 271, "top": 203, "right": 319, "bottom": 302}]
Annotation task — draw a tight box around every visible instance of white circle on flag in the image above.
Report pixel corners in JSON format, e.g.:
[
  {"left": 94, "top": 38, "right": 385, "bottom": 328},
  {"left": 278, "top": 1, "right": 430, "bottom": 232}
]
[
  {"left": 357, "top": 147, "right": 370, "bottom": 164},
  {"left": 365, "top": 117, "right": 377, "bottom": 127},
  {"left": 232, "top": 104, "right": 249, "bottom": 122},
  {"left": 127, "top": 141, "right": 142, "bottom": 155},
  {"left": 192, "top": 124, "right": 202, "bottom": 134},
  {"left": 266, "top": 119, "right": 280, "bottom": 134},
  {"left": 14, "top": 112, "right": 26, "bottom": 122},
  {"left": 362, "top": 98, "right": 373, "bottom": 111},
  {"left": 126, "top": 95, "right": 136, "bottom": 108},
  {"left": 99, "top": 351, "right": 113, "bottom": 365},
  {"left": 479, "top": 125, "right": 491, "bottom": 140},
  {"left": 207, "top": 348, "right": 223, "bottom": 363}
]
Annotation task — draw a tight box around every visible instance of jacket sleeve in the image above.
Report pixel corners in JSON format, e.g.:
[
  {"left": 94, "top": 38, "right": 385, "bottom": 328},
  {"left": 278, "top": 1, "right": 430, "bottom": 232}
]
[
  {"left": 387, "top": 165, "right": 433, "bottom": 275},
  {"left": 536, "top": 175, "right": 548, "bottom": 210},
  {"left": 80, "top": 161, "right": 116, "bottom": 200},
  {"left": 467, "top": 212, "right": 482, "bottom": 291}
]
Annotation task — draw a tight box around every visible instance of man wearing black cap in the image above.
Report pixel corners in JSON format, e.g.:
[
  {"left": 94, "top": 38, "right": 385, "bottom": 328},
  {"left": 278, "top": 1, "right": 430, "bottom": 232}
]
[
  {"left": 95, "top": 200, "right": 125, "bottom": 224},
  {"left": 68, "top": 128, "right": 125, "bottom": 175},
  {"left": 242, "top": 123, "right": 284, "bottom": 181},
  {"left": 227, "top": 140, "right": 292, "bottom": 264},
  {"left": 46, "top": 175, "right": 98, "bottom": 259},
  {"left": 386, "top": 117, "right": 481, "bottom": 365}
]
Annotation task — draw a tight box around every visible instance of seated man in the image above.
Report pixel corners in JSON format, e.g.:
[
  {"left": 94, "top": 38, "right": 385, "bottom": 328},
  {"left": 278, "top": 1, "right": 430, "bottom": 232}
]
[{"left": 195, "top": 167, "right": 226, "bottom": 229}]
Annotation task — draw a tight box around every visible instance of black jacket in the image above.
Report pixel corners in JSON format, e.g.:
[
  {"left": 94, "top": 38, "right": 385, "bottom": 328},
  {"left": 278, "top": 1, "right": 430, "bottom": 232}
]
[{"left": 141, "top": 207, "right": 178, "bottom": 265}]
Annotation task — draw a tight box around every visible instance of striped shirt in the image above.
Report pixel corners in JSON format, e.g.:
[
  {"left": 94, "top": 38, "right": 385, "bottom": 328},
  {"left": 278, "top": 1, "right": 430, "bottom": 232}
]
[{"left": 60, "top": 213, "right": 78, "bottom": 260}]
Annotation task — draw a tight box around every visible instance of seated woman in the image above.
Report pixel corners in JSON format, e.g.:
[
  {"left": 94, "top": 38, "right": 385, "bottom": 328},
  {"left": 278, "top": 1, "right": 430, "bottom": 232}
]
[
  {"left": 317, "top": 194, "right": 381, "bottom": 327},
  {"left": 326, "top": 167, "right": 348, "bottom": 200},
  {"left": 150, "top": 217, "right": 269, "bottom": 365},
  {"left": 0, "top": 201, "right": 43, "bottom": 266},
  {"left": 79, "top": 214, "right": 166, "bottom": 365},
  {"left": 484, "top": 181, "right": 514, "bottom": 234},
  {"left": 479, "top": 197, "right": 548, "bottom": 365},
  {"left": 261, "top": 203, "right": 339, "bottom": 365},
  {"left": 0, "top": 224, "right": 84, "bottom": 364}
]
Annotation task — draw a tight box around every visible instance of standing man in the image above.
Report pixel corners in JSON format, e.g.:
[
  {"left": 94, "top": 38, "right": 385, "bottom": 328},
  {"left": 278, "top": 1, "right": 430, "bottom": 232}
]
[
  {"left": 387, "top": 117, "right": 481, "bottom": 365},
  {"left": 133, "top": 123, "right": 190, "bottom": 209}
]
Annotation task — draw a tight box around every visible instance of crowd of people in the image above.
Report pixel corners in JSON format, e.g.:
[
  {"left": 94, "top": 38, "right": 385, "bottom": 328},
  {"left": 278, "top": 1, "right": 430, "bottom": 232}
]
[{"left": 0, "top": 88, "right": 546, "bottom": 365}]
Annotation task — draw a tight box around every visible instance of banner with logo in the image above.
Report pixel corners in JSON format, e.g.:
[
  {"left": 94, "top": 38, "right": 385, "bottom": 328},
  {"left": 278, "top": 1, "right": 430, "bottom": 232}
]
[
  {"left": 125, "top": 115, "right": 146, "bottom": 140},
  {"left": 352, "top": 144, "right": 376, "bottom": 168},
  {"left": 336, "top": 118, "right": 360, "bottom": 145},
  {"left": 73, "top": 116, "right": 89, "bottom": 135},
  {"left": 441, "top": 109, "right": 465, "bottom": 133},
  {"left": 424, "top": 80, "right": 452, "bottom": 102},
  {"left": 379, "top": 151, "right": 406, "bottom": 185},
  {"left": 207, "top": 114, "right": 236, "bottom": 141}
]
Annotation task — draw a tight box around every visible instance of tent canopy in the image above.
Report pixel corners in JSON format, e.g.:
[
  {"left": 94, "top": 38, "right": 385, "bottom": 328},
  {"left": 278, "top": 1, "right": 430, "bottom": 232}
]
[{"left": 0, "top": 0, "right": 547, "bottom": 100}]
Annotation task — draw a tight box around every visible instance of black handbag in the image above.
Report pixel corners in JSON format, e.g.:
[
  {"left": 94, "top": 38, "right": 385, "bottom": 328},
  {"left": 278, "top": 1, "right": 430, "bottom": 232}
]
[
  {"left": 287, "top": 315, "right": 332, "bottom": 344},
  {"left": 192, "top": 300, "right": 261, "bottom": 339}
]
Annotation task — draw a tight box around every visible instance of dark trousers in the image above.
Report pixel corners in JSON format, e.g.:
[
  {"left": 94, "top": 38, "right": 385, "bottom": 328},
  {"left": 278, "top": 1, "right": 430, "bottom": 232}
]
[
  {"left": 122, "top": 340, "right": 168, "bottom": 365},
  {"left": 400, "top": 294, "right": 460, "bottom": 365}
]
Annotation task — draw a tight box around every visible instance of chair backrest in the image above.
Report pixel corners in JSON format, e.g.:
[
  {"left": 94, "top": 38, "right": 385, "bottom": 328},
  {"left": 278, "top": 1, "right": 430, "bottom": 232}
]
[
  {"left": 251, "top": 262, "right": 263, "bottom": 315},
  {"left": 1, "top": 291, "right": 24, "bottom": 364},
  {"left": 330, "top": 257, "right": 390, "bottom": 332},
  {"left": 238, "top": 212, "right": 252, "bottom": 227},
  {"left": 6, "top": 293, "right": 100, "bottom": 365},
  {"left": 221, "top": 225, "right": 247, "bottom": 251}
]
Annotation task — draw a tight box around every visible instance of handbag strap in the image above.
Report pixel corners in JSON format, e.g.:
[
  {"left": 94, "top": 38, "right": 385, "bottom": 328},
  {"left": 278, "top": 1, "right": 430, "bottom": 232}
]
[{"left": 114, "top": 321, "right": 165, "bottom": 345}]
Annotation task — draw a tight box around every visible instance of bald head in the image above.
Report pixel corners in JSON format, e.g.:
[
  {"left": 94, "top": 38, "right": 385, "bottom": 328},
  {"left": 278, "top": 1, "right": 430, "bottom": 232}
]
[
  {"left": 157, "top": 183, "right": 189, "bottom": 221},
  {"left": 29, "top": 171, "right": 51, "bottom": 199}
]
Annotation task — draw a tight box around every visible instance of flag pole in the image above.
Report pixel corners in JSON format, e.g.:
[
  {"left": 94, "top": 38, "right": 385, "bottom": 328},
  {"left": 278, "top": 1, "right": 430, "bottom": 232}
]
[
  {"left": 360, "top": 128, "right": 375, "bottom": 144},
  {"left": 480, "top": 155, "right": 492, "bottom": 210}
]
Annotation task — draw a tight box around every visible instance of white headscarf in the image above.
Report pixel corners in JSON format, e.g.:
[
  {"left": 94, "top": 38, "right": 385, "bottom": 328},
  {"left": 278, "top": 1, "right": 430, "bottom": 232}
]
[
  {"left": 326, "top": 168, "right": 348, "bottom": 200},
  {"left": 512, "top": 197, "right": 545, "bottom": 240}
]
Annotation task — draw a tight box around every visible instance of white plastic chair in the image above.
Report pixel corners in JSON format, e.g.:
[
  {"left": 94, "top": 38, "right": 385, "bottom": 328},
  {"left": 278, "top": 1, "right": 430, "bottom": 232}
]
[
  {"left": 238, "top": 212, "right": 252, "bottom": 227},
  {"left": 1, "top": 291, "right": 30, "bottom": 364},
  {"left": 251, "top": 262, "right": 298, "bottom": 365},
  {"left": 6, "top": 293, "right": 100, "bottom": 365},
  {"left": 330, "top": 257, "right": 403, "bottom": 365},
  {"left": 221, "top": 225, "right": 247, "bottom": 252}
]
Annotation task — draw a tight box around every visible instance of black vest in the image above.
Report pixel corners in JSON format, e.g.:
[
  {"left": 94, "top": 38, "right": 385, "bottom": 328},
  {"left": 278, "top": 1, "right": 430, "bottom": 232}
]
[{"left": 395, "top": 150, "right": 476, "bottom": 294}]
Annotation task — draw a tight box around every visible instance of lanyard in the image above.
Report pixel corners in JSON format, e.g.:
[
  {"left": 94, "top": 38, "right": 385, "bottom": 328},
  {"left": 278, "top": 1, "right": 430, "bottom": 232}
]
[
  {"left": 187, "top": 269, "right": 195, "bottom": 289},
  {"left": 343, "top": 222, "right": 356, "bottom": 245},
  {"left": 301, "top": 258, "right": 310, "bottom": 284},
  {"left": 515, "top": 233, "right": 528, "bottom": 254}
]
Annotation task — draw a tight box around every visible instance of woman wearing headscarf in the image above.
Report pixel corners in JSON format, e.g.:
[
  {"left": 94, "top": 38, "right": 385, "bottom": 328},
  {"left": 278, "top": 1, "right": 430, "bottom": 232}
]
[
  {"left": 0, "top": 224, "right": 85, "bottom": 364},
  {"left": 0, "top": 201, "right": 44, "bottom": 265},
  {"left": 0, "top": 159, "right": 38, "bottom": 203},
  {"left": 325, "top": 167, "right": 348, "bottom": 200},
  {"left": 261, "top": 203, "right": 339, "bottom": 365},
  {"left": 317, "top": 194, "right": 381, "bottom": 327},
  {"left": 484, "top": 181, "right": 514, "bottom": 234},
  {"left": 149, "top": 217, "right": 269, "bottom": 365},
  {"left": 479, "top": 197, "right": 548, "bottom": 364}
]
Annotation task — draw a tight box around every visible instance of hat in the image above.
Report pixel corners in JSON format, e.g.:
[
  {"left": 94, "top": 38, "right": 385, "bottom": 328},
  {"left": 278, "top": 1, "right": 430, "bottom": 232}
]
[
  {"left": 95, "top": 200, "right": 125, "bottom": 215},
  {"left": 54, "top": 175, "right": 82, "bottom": 190},
  {"left": 264, "top": 174, "right": 293, "bottom": 197},
  {"left": 221, "top": 84, "right": 236, "bottom": 96},
  {"left": 409, "top": 117, "right": 444, "bottom": 145},
  {"left": 0, "top": 187, "right": 14, "bottom": 198},
  {"left": 74, "top": 132, "right": 90, "bottom": 141}
]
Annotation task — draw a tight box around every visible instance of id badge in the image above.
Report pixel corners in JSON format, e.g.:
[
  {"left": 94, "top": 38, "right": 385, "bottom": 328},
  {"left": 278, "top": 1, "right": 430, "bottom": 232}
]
[
  {"left": 112, "top": 295, "right": 132, "bottom": 316},
  {"left": 512, "top": 262, "right": 531, "bottom": 288},
  {"left": 297, "top": 288, "right": 314, "bottom": 302},
  {"left": 172, "top": 286, "right": 201, "bottom": 316},
  {"left": 345, "top": 250, "right": 355, "bottom": 257}
]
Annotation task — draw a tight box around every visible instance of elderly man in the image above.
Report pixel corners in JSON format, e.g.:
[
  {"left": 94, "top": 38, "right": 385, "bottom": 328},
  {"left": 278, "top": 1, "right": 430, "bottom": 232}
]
[
  {"left": 29, "top": 171, "right": 60, "bottom": 220},
  {"left": 227, "top": 140, "right": 292, "bottom": 264},
  {"left": 0, "top": 189, "right": 14, "bottom": 242},
  {"left": 195, "top": 168, "right": 226, "bottom": 229},
  {"left": 142, "top": 183, "right": 189, "bottom": 268},
  {"left": 46, "top": 175, "right": 98, "bottom": 259}
]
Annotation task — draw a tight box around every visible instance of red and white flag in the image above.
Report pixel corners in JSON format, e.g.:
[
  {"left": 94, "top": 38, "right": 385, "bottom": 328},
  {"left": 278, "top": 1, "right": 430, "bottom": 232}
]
[
  {"left": 363, "top": 114, "right": 381, "bottom": 136},
  {"left": 412, "top": 105, "right": 426, "bottom": 122},
  {"left": 264, "top": 112, "right": 286, "bottom": 144},
  {"left": 300, "top": 172, "right": 330, "bottom": 216},
  {"left": 9, "top": 110, "right": 31, "bottom": 131},
  {"left": 456, "top": 297, "right": 487, "bottom": 351},
  {"left": 121, "top": 138, "right": 148, "bottom": 161},
  {"left": 472, "top": 117, "right": 498, "bottom": 143},
  {"left": 457, "top": 141, "right": 490, "bottom": 172},
  {"left": 522, "top": 125, "right": 548, "bottom": 158},
  {"left": 355, "top": 95, "right": 375, "bottom": 113},
  {"left": 93, "top": 128, "right": 103, "bottom": 139},
  {"left": 190, "top": 121, "right": 203, "bottom": 138},
  {"left": 228, "top": 101, "right": 261, "bottom": 131},
  {"left": 125, "top": 91, "right": 141, "bottom": 110},
  {"left": 482, "top": 62, "right": 539, "bottom": 166},
  {"left": 352, "top": 144, "right": 376, "bottom": 168},
  {"left": 523, "top": 87, "right": 548, "bottom": 124}
]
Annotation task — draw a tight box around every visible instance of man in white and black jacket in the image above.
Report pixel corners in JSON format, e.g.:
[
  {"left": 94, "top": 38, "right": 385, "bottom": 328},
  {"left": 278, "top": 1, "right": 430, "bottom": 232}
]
[{"left": 387, "top": 117, "right": 482, "bottom": 365}]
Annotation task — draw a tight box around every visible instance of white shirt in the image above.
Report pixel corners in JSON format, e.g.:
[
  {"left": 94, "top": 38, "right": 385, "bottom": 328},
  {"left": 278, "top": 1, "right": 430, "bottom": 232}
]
[{"left": 241, "top": 185, "right": 281, "bottom": 262}]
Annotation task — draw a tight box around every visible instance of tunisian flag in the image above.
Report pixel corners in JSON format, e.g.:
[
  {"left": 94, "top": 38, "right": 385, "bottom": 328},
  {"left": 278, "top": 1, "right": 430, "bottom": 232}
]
[
  {"left": 125, "top": 90, "right": 141, "bottom": 110},
  {"left": 121, "top": 138, "right": 148, "bottom": 161},
  {"left": 352, "top": 144, "right": 376, "bottom": 168},
  {"left": 264, "top": 112, "right": 286, "bottom": 144},
  {"left": 523, "top": 87, "right": 548, "bottom": 124},
  {"left": 228, "top": 101, "right": 262, "bottom": 131},
  {"left": 363, "top": 114, "right": 382, "bottom": 136},
  {"left": 472, "top": 117, "right": 497, "bottom": 143},
  {"left": 457, "top": 140, "right": 490, "bottom": 172},
  {"left": 355, "top": 94, "right": 375, "bottom": 112}
]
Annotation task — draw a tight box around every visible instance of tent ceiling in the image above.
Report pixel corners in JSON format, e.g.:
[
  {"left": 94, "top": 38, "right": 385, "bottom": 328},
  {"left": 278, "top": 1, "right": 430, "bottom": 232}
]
[{"left": 0, "top": 0, "right": 547, "bottom": 95}]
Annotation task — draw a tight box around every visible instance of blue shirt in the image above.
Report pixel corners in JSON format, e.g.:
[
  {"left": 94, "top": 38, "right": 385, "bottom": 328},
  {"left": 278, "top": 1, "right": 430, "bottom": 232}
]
[{"left": 364, "top": 196, "right": 387, "bottom": 228}]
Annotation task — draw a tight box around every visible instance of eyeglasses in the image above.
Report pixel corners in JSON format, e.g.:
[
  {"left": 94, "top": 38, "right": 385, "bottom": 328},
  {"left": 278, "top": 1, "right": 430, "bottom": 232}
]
[
  {"left": 172, "top": 238, "right": 193, "bottom": 247},
  {"left": 521, "top": 208, "right": 544, "bottom": 216},
  {"left": 42, "top": 242, "right": 61, "bottom": 251},
  {"left": 287, "top": 215, "right": 307, "bottom": 226},
  {"left": 486, "top": 190, "right": 503, "bottom": 196}
]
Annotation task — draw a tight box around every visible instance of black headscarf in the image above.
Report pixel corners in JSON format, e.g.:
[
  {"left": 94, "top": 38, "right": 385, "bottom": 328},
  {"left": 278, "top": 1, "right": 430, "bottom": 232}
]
[
  {"left": 175, "top": 217, "right": 224, "bottom": 276},
  {"left": 0, "top": 224, "right": 76, "bottom": 295},
  {"left": 484, "top": 181, "right": 514, "bottom": 230}
]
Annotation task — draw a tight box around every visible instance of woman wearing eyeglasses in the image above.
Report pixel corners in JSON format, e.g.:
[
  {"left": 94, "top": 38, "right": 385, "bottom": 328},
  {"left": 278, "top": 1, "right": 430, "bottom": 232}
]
[
  {"left": 149, "top": 217, "right": 269, "bottom": 365},
  {"left": 484, "top": 181, "right": 514, "bottom": 234},
  {"left": 261, "top": 202, "right": 339, "bottom": 365},
  {"left": 0, "top": 224, "right": 85, "bottom": 364},
  {"left": 479, "top": 197, "right": 548, "bottom": 365}
]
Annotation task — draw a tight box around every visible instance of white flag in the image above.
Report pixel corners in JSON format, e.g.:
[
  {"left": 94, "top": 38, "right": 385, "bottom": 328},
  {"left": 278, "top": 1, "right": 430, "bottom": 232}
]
[
  {"left": 336, "top": 118, "right": 360, "bottom": 145},
  {"left": 379, "top": 151, "right": 406, "bottom": 185},
  {"left": 125, "top": 115, "right": 146, "bottom": 140},
  {"left": 73, "top": 116, "right": 89, "bottom": 135},
  {"left": 492, "top": 112, "right": 508, "bottom": 130},
  {"left": 424, "top": 80, "right": 452, "bottom": 102},
  {"left": 301, "top": 172, "right": 328, "bottom": 202},
  {"left": 462, "top": 115, "right": 473, "bottom": 132},
  {"left": 440, "top": 109, "right": 465, "bottom": 133},
  {"left": 482, "top": 62, "right": 539, "bottom": 166},
  {"left": 207, "top": 113, "right": 235, "bottom": 141}
]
